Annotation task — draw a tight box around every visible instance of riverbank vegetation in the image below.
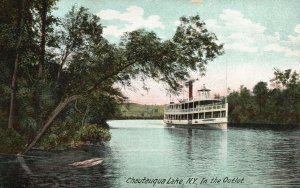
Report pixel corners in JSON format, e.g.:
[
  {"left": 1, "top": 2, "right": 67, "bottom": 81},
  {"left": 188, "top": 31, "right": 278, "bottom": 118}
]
[
  {"left": 115, "top": 103, "right": 164, "bottom": 119},
  {"left": 228, "top": 69, "right": 300, "bottom": 125},
  {"left": 0, "top": 1, "right": 223, "bottom": 153}
]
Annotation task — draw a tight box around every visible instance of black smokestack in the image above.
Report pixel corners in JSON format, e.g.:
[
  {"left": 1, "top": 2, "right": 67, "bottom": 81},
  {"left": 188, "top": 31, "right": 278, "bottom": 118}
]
[{"left": 189, "top": 81, "right": 193, "bottom": 99}]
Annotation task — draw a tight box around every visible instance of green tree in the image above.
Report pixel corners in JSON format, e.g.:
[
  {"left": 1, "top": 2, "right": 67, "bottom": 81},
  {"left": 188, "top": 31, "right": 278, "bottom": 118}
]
[
  {"left": 22, "top": 11, "right": 223, "bottom": 154},
  {"left": 227, "top": 91, "right": 241, "bottom": 123},
  {"left": 55, "top": 6, "right": 103, "bottom": 81},
  {"left": 271, "top": 68, "right": 300, "bottom": 89},
  {"left": 270, "top": 68, "right": 300, "bottom": 124},
  {"left": 253, "top": 81, "right": 268, "bottom": 114},
  {"left": 227, "top": 69, "right": 300, "bottom": 125},
  {"left": 228, "top": 86, "right": 255, "bottom": 123},
  {"left": 0, "top": 4, "right": 224, "bottom": 153}
]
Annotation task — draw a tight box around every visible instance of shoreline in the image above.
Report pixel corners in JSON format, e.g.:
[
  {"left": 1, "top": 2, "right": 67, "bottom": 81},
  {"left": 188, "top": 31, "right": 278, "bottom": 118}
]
[
  {"left": 228, "top": 123, "right": 299, "bottom": 130},
  {"left": 110, "top": 118, "right": 300, "bottom": 130},
  {"left": 111, "top": 117, "right": 163, "bottom": 120}
]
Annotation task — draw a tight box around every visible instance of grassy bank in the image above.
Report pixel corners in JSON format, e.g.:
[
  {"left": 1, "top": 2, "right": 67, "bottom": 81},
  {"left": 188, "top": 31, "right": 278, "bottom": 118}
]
[{"left": 115, "top": 103, "right": 164, "bottom": 119}]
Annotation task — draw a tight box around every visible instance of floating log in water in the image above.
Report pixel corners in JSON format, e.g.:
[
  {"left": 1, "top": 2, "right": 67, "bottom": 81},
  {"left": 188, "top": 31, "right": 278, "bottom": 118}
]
[
  {"left": 69, "top": 158, "right": 103, "bottom": 168},
  {"left": 17, "top": 154, "right": 33, "bottom": 175}
]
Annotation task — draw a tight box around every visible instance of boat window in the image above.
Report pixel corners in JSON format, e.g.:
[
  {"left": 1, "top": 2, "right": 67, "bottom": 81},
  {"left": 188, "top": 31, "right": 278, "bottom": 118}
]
[
  {"left": 199, "top": 113, "right": 204, "bottom": 119},
  {"left": 193, "top": 113, "right": 198, "bottom": 119},
  {"left": 213, "top": 112, "right": 220, "bottom": 118},
  {"left": 221, "top": 111, "right": 226, "bottom": 117},
  {"left": 205, "top": 112, "right": 212, "bottom": 118}
]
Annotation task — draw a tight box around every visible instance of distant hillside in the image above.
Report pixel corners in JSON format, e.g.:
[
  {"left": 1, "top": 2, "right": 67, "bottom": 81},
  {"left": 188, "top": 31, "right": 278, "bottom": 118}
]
[{"left": 114, "top": 103, "right": 164, "bottom": 119}]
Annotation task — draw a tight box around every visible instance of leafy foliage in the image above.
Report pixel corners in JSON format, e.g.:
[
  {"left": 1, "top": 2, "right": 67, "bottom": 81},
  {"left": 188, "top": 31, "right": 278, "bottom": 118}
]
[
  {"left": 119, "top": 16, "right": 224, "bottom": 92},
  {"left": 0, "top": 4, "right": 224, "bottom": 153},
  {"left": 0, "top": 129, "right": 25, "bottom": 153},
  {"left": 228, "top": 69, "right": 300, "bottom": 125},
  {"left": 76, "top": 124, "right": 111, "bottom": 143},
  {"left": 37, "top": 122, "right": 111, "bottom": 150}
]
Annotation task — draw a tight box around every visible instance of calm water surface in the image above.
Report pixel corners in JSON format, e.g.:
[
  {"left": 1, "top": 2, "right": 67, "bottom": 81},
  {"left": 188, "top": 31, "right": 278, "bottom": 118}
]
[{"left": 0, "top": 120, "right": 299, "bottom": 187}]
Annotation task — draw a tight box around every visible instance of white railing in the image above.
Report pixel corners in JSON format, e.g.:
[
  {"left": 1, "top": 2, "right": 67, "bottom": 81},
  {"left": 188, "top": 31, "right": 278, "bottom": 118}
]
[{"left": 165, "top": 104, "right": 226, "bottom": 113}]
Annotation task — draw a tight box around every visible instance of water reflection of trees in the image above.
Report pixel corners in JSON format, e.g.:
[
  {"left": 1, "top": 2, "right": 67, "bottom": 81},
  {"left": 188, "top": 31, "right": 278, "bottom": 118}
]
[
  {"left": 0, "top": 156, "right": 30, "bottom": 187},
  {"left": 0, "top": 145, "right": 117, "bottom": 188},
  {"left": 268, "top": 131, "right": 300, "bottom": 186}
]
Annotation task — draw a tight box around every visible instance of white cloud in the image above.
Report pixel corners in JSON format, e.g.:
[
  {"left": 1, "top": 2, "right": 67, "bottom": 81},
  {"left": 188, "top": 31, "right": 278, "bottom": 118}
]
[
  {"left": 226, "top": 43, "right": 257, "bottom": 53},
  {"left": 263, "top": 24, "right": 300, "bottom": 57},
  {"left": 224, "top": 33, "right": 257, "bottom": 52},
  {"left": 287, "top": 34, "right": 300, "bottom": 45},
  {"left": 294, "top": 24, "right": 300, "bottom": 33},
  {"left": 286, "top": 24, "right": 300, "bottom": 45},
  {"left": 98, "top": 9, "right": 121, "bottom": 20},
  {"left": 205, "top": 19, "right": 219, "bottom": 30},
  {"left": 264, "top": 43, "right": 300, "bottom": 57},
  {"left": 102, "top": 25, "right": 125, "bottom": 38},
  {"left": 265, "top": 32, "right": 281, "bottom": 43},
  {"left": 220, "top": 9, "right": 266, "bottom": 34},
  {"left": 97, "top": 6, "right": 165, "bottom": 37},
  {"left": 99, "top": 7, "right": 300, "bottom": 57},
  {"left": 206, "top": 9, "right": 266, "bottom": 53},
  {"left": 204, "top": 9, "right": 300, "bottom": 57},
  {"left": 227, "top": 33, "right": 255, "bottom": 44},
  {"left": 174, "top": 20, "right": 181, "bottom": 27}
]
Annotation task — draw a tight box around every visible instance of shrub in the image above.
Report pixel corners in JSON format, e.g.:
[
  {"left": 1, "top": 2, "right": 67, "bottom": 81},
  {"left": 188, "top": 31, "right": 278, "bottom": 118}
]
[
  {"left": 36, "top": 123, "right": 111, "bottom": 150},
  {"left": 0, "top": 129, "right": 26, "bottom": 154},
  {"left": 76, "top": 124, "right": 111, "bottom": 143}
]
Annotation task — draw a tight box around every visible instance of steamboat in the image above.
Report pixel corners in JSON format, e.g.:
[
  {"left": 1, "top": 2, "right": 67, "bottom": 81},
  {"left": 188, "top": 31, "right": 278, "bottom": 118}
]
[{"left": 163, "top": 80, "right": 228, "bottom": 129}]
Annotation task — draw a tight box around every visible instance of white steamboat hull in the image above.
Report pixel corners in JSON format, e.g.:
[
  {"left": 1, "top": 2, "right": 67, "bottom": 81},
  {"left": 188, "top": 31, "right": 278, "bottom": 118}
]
[{"left": 164, "top": 118, "right": 227, "bottom": 130}]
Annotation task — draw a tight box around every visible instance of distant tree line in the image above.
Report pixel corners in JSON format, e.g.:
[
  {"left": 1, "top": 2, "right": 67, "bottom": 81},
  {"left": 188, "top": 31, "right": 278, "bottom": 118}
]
[
  {"left": 0, "top": 0, "right": 223, "bottom": 153},
  {"left": 228, "top": 69, "right": 300, "bottom": 125}
]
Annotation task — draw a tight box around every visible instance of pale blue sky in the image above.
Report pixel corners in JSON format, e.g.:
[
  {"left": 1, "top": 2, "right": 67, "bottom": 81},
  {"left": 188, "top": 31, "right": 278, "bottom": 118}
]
[{"left": 54, "top": 0, "right": 300, "bottom": 104}]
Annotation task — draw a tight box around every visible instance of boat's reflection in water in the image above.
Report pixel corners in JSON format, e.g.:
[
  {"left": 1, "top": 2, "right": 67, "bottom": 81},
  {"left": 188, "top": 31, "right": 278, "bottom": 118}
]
[{"left": 165, "top": 127, "right": 228, "bottom": 176}]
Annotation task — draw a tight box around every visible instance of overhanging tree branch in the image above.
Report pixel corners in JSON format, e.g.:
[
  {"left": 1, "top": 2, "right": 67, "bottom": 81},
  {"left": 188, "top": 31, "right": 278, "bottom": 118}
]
[{"left": 22, "top": 95, "right": 81, "bottom": 154}]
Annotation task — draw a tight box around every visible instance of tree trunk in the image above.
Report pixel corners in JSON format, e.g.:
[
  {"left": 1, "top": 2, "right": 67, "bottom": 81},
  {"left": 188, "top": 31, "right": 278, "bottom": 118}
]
[
  {"left": 81, "top": 105, "right": 89, "bottom": 126},
  {"left": 38, "top": 0, "right": 47, "bottom": 78},
  {"left": 57, "top": 48, "right": 69, "bottom": 81},
  {"left": 34, "top": 0, "right": 48, "bottom": 126},
  {"left": 8, "top": 0, "right": 25, "bottom": 129},
  {"left": 22, "top": 95, "right": 81, "bottom": 154},
  {"left": 8, "top": 55, "right": 18, "bottom": 129}
]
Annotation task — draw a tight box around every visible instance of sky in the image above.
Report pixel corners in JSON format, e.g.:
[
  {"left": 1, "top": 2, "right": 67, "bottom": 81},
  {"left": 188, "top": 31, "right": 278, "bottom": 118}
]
[{"left": 54, "top": 0, "right": 300, "bottom": 104}]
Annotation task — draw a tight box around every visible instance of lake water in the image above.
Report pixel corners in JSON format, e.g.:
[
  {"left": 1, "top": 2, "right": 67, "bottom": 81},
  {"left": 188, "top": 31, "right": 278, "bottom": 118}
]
[{"left": 0, "top": 120, "right": 299, "bottom": 187}]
